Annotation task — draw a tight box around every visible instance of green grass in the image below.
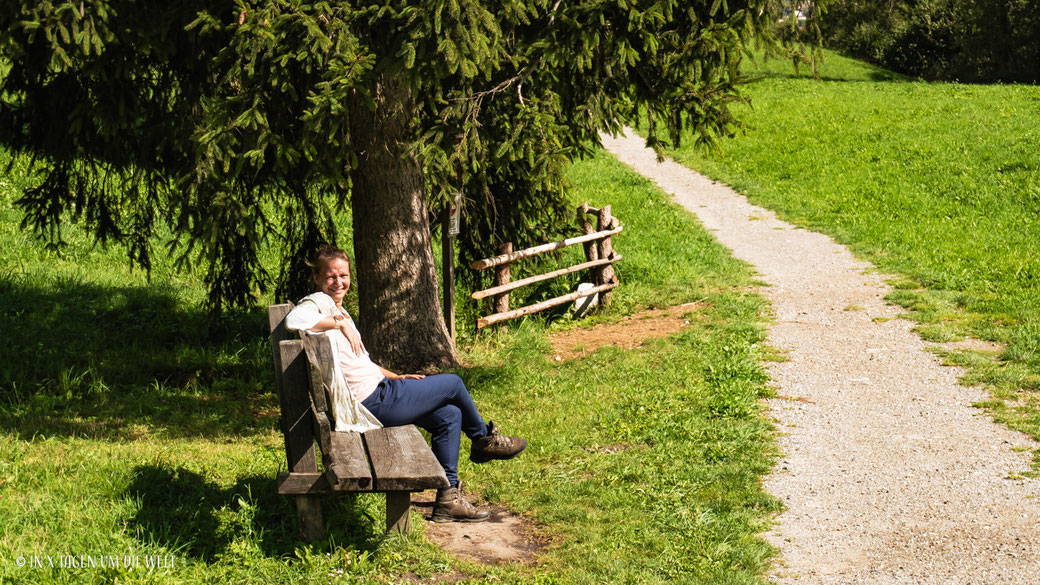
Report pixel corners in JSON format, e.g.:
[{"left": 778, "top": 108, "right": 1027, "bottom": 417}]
[
  {"left": 1, "top": 149, "right": 778, "bottom": 583},
  {"left": 661, "top": 49, "right": 1040, "bottom": 453}
]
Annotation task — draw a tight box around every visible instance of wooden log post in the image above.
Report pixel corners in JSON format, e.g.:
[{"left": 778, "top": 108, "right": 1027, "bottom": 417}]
[
  {"left": 578, "top": 203, "right": 598, "bottom": 263},
  {"left": 579, "top": 203, "right": 602, "bottom": 305},
  {"left": 492, "top": 242, "right": 512, "bottom": 316},
  {"left": 597, "top": 205, "right": 617, "bottom": 306}
]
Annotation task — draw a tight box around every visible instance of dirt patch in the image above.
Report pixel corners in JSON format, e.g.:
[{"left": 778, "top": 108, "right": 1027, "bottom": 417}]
[
  {"left": 548, "top": 302, "right": 701, "bottom": 361},
  {"left": 585, "top": 443, "right": 639, "bottom": 454},
  {"left": 412, "top": 493, "right": 546, "bottom": 566},
  {"left": 939, "top": 338, "right": 1006, "bottom": 354}
]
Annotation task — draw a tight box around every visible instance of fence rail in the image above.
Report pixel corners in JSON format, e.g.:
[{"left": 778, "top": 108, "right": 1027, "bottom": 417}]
[
  {"left": 470, "top": 226, "right": 624, "bottom": 271},
  {"left": 471, "top": 203, "right": 622, "bottom": 329}
]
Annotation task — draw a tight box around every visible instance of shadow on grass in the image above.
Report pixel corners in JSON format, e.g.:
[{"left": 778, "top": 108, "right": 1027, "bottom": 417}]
[
  {"left": 125, "top": 465, "right": 382, "bottom": 561},
  {"left": 0, "top": 275, "right": 280, "bottom": 440},
  {"left": 751, "top": 66, "right": 909, "bottom": 83}
]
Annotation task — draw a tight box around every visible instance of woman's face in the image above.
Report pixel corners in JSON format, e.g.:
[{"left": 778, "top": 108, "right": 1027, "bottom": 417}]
[{"left": 314, "top": 257, "right": 351, "bottom": 305}]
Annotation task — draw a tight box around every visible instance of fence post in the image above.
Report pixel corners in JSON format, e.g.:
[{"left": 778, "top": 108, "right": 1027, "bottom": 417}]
[
  {"left": 493, "top": 242, "right": 512, "bottom": 317},
  {"left": 577, "top": 203, "right": 599, "bottom": 263},
  {"left": 579, "top": 203, "right": 602, "bottom": 305},
  {"left": 597, "top": 205, "right": 617, "bottom": 306}
]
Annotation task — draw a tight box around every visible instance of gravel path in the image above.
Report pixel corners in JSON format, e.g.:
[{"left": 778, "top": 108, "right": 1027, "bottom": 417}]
[{"left": 601, "top": 130, "right": 1040, "bottom": 584}]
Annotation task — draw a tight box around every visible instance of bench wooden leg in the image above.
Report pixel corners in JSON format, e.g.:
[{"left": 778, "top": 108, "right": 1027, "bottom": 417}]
[
  {"left": 296, "top": 494, "right": 325, "bottom": 543},
  {"left": 386, "top": 491, "right": 412, "bottom": 534}
]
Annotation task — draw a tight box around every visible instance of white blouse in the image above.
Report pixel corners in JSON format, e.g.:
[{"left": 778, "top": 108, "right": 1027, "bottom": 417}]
[{"left": 285, "top": 292, "right": 382, "bottom": 432}]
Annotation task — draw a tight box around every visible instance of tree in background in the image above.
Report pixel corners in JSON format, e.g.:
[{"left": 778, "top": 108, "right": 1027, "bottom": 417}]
[
  {"left": 821, "top": 0, "right": 1040, "bottom": 82},
  {"left": 816, "top": 0, "right": 906, "bottom": 62},
  {"left": 957, "top": 0, "right": 1039, "bottom": 82},
  {"left": 0, "top": 1, "right": 821, "bottom": 371}
]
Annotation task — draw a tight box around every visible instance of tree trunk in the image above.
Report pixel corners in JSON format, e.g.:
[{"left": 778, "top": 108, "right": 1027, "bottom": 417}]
[{"left": 349, "top": 73, "right": 459, "bottom": 372}]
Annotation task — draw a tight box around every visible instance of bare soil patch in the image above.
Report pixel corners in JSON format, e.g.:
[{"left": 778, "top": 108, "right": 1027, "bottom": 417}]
[
  {"left": 412, "top": 492, "right": 547, "bottom": 566},
  {"left": 585, "top": 442, "right": 640, "bottom": 454},
  {"left": 548, "top": 302, "right": 701, "bottom": 361},
  {"left": 939, "top": 338, "right": 1006, "bottom": 354}
]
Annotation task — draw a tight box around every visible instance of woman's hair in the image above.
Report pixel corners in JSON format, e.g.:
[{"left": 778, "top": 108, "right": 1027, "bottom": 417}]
[{"left": 308, "top": 244, "right": 350, "bottom": 275}]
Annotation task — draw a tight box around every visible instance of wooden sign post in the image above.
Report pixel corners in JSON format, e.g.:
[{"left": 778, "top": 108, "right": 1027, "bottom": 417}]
[{"left": 441, "top": 194, "right": 461, "bottom": 341}]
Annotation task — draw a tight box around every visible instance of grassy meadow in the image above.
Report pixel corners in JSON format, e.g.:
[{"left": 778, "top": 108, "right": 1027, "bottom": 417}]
[
  {"left": 0, "top": 149, "right": 779, "bottom": 583},
  {"left": 662, "top": 50, "right": 1040, "bottom": 453}
]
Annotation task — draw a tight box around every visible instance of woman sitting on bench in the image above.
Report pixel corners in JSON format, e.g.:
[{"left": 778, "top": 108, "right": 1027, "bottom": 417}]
[{"left": 285, "top": 244, "right": 526, "bottom": 523}]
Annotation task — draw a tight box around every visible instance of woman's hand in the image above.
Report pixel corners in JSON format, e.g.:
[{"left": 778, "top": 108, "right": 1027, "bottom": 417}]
[
  {"left": 398, "top": 374, "right": 425, "bottom": 380},
  {"left": 338, "top": 321, "right": 366, "bottom": 356}
]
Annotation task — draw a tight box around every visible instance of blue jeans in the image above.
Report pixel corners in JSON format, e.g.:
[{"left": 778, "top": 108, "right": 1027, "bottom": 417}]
[{"left": 361, "top": 374, "right": 488, "bottom": 488}]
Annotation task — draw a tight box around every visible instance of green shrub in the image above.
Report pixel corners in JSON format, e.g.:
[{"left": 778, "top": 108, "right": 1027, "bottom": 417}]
[{"left": 821, "top": 0, "right": 1040, "bottom": 83}]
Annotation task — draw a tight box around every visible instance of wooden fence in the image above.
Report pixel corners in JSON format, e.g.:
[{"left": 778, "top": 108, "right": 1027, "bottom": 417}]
[{"left": 471, "top": 203, "right": 622, "bottom": 329}]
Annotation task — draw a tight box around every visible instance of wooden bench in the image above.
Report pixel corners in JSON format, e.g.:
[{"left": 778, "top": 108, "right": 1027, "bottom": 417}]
[{"left": 268, "top": 303, "right": 449, "bottom": 542}]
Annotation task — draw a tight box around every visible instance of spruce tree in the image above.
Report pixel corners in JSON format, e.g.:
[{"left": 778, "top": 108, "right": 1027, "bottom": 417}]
[{"left": 0, "top": 0, "right": 820, "bottom": 370}]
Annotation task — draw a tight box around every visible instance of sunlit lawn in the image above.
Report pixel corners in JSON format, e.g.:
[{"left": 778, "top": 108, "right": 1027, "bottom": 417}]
[
  {"left": 1, "top": 150, "right": 781, "bottom": 584},
  {"left": 662, "top": 50, "right": 1040, "bottom": 455}
]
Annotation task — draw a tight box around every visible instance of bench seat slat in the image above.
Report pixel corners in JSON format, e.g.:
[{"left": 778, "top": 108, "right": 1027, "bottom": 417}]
[
  {"left": 363, "top": 426, "right": 451, "bottom": 492},
  {"left": 327, "top": 431, "right": 374, "bottom": 491}
]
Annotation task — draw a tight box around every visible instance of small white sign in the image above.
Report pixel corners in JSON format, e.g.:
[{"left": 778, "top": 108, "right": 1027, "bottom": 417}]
[
  {"left": 448, "top": 193, "right": 461, "bottom": 237},
  {"left": 572, "top": 282, "right": 599, "bottom": 318}
]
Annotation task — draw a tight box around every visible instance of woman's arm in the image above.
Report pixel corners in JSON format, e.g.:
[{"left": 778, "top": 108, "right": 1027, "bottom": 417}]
[
  {"left": 378, "top": 366, "right": 425, "bottom": 381},
  {"left": 294, "top": 310, "right": 365, "bottom": 356},
  {"left": 307, "top": 315, "right": 343, "bottom": 333},
  {"left": 285, "top": 297, "right": 365, "bottom": 356}
]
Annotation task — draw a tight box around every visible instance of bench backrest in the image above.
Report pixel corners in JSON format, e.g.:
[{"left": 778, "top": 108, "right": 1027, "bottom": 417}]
[
  {"left": 268, "top": 303, "right": 448, "bottom": 494},
  {"left": 268, "top": 302, "right": 321, "bottom": 476},
  {"left": 269, "top": 302, "right": 373, "bottom": 488}
]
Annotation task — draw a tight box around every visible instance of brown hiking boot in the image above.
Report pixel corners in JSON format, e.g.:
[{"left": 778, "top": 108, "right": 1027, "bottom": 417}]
[
  {"left": 432, "top": 482, "right": 490, "bottom": 523},
  {"left": 470, "top": 421, "right": 527, "bottom": 464}
]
